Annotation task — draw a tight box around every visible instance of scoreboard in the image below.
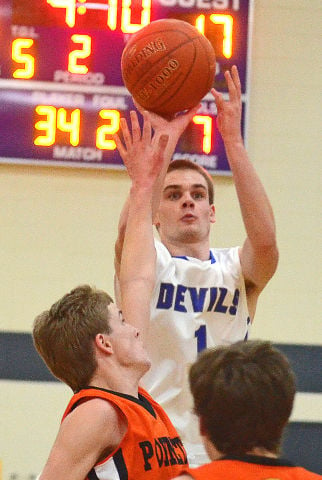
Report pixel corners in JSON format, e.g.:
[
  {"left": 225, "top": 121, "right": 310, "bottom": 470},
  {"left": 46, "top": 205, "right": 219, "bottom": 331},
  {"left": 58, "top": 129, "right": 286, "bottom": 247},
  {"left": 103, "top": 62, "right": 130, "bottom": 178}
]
[{"left": 0, "top": 0, "right": 253, "bottom": 174}]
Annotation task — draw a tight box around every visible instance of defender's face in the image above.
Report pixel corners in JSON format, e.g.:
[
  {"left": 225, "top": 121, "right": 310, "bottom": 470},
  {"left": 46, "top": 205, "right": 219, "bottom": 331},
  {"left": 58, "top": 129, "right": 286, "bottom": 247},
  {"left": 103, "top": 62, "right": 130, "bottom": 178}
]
[
  {"left": 155, "top": 169, "right": 215, "bottom": 245},
  {"left": 107, "top": 304, "right": 150, "bottom": 371}
]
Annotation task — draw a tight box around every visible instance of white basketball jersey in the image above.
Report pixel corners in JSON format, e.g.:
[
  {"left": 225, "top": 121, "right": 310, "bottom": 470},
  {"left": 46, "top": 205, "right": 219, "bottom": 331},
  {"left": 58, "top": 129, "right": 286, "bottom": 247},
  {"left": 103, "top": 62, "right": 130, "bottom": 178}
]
[{"left": 142, "top": 239, "right": 251, "bottom": 465}]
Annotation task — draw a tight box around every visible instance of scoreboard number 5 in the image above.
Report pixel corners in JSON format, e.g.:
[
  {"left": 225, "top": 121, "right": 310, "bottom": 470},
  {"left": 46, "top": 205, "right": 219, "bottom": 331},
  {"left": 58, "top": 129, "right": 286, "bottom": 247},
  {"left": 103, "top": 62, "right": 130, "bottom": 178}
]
[{"left": 12, "top": 38, "right": 35, "bottom": 79}]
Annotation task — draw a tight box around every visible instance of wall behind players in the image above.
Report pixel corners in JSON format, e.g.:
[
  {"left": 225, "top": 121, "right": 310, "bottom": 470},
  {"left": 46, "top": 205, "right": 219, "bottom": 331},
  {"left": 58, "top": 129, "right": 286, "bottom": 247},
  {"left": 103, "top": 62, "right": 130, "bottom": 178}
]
[{"left": 0, "top": 0, "right": 321, "bottom": 478}]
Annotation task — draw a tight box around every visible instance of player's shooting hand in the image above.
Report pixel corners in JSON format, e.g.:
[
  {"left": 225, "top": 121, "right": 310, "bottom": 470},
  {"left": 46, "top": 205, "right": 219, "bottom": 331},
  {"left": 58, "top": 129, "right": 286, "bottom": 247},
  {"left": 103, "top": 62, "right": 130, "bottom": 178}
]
[
  {"left": 113, "top": 110, "right": 169, "bottom": 186},
  {"left": 133, "top": 98, "right": 201, "bottom": 140},
  {"left": 211, "top": 65, "right": 243, "bottom": 142}
]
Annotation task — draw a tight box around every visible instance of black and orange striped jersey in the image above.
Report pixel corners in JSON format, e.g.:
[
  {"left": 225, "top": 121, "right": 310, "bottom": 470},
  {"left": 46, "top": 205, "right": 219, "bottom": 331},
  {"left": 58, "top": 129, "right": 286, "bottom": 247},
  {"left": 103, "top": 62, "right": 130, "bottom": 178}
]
[
  {"left": 182, "top": 455, "right": 321, "bottom": 479},
  {"left": 62, "top": 386, "right": 188, "bottom": 479}
]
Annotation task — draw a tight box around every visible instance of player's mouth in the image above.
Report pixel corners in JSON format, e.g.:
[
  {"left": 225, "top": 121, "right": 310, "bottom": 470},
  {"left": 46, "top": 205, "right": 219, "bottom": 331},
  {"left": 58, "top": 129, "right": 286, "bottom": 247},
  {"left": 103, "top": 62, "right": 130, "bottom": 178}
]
[{"left": 181, "top": 213, "right": 197, "bottom": 222}]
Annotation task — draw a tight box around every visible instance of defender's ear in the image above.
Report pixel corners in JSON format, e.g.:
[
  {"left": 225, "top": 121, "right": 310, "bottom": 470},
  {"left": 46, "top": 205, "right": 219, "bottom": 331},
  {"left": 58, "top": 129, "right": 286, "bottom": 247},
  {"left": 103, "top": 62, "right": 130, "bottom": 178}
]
[{"left": 95, "top": 333, "right": 113, "bottom": 354}]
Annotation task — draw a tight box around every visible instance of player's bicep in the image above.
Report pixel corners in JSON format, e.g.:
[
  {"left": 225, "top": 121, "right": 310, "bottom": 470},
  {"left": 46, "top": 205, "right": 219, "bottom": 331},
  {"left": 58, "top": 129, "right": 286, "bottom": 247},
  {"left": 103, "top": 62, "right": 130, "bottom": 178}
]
[
  {"left": 114, "top": 272, "right": 122, "bottom": 308},
  {"left": 240, "top": 238, "right": 279, "bottom": 292}
]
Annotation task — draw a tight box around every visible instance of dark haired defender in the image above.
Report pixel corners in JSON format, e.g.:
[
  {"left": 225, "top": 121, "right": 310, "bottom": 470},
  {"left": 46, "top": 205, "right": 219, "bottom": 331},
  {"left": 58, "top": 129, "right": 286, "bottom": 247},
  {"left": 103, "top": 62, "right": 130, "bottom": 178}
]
[{"left": 173, "top": 340, "right": 321, "bottom": 479}]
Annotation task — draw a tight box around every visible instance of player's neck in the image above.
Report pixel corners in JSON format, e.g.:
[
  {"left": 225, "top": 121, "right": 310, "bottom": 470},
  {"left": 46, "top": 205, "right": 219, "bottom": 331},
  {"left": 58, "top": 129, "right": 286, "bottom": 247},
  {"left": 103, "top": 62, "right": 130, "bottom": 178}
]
[
  {"left": 163, "top": 238, "right": 211, "bottom": 261},
  {"left": 246, "top": 447, "right": 278, "bottom": 458},
  {"left": 90, "top": 366, "right": 141, "bottom": 398}
]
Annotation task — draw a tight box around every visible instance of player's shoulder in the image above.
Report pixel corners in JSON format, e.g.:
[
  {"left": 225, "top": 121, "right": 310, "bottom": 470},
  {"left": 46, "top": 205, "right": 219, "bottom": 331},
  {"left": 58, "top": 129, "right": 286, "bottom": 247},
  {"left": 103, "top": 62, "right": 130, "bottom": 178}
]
[
  {"left": 69, "top": 396, "right": 122, "bottom": 425},
  {"left": 211, "top": 246, "right": 240, "bottom": 263},
  {"left": 154, "top": 238, "right": 173, "bottom": 271},
  {"left": 154, "top": 238, "right": 170, "bottom": 255},
  {"left": 65, "top": 396, "right": 126, "bottom": 454}
]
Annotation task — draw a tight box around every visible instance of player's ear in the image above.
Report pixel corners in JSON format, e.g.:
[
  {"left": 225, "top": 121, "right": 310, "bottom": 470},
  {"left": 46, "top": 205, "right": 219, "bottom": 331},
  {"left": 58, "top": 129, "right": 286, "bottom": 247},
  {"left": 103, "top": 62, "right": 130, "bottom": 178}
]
[
  {"left": 95, "top": 333, "right": 113, "bottom": 354},
  {"left": 209, "top": 204, "right": 216, "bottom": 224},
  {"left": 153, "top": 212, "right": 160, "bottom": 228}
]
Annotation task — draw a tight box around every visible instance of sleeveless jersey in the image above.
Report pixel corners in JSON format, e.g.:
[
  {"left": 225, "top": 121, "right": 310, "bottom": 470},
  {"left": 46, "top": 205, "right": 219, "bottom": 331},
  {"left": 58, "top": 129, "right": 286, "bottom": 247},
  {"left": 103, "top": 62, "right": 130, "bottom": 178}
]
[
  {"left": 142, "top": 239, "right": 250, "bottom": 465},
  {"left": 62, "top": 386, "right": 188, "bottom": 480},
  {"left": 182, "top": 455, "right": 322, "bottom": 479}
]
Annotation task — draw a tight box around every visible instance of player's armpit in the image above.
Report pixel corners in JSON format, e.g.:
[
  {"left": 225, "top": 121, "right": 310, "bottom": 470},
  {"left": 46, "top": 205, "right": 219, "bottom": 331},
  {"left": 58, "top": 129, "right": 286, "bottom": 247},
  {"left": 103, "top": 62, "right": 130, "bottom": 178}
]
[{"left": 239, "top": 239, "right": 279, "bottom": 294}]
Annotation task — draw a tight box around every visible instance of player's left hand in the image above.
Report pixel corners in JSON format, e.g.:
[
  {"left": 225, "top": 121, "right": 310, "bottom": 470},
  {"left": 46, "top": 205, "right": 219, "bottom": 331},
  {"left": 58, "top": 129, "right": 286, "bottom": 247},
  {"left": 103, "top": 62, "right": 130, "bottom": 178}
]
[{"left": 211, "top": 65, "right": 242, "bottom": 142}]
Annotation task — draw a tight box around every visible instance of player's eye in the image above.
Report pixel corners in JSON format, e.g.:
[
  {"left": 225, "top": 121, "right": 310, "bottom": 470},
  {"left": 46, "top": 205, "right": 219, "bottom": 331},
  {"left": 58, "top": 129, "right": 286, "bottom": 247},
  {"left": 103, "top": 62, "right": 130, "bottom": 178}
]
[
  {"left": 193, "top": 191, "right": 205, "bottom": 199},
  {"left": 168, "top": 191, "right": 180, "bottom": 200}
]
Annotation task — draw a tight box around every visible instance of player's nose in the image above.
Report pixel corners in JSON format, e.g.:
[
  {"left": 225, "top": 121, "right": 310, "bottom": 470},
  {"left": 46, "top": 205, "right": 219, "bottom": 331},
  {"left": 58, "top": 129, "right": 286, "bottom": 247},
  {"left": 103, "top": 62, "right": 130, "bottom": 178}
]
[{"left": 182, "top": 194, "right": 195, "bottom": 208}]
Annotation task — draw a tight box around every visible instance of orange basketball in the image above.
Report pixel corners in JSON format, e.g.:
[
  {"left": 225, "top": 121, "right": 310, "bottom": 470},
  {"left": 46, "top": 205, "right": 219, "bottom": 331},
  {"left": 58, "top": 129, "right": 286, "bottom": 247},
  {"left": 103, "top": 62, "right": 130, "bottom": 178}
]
[{"left": 121, "top": 19, "right": 216, "bottom": 117}]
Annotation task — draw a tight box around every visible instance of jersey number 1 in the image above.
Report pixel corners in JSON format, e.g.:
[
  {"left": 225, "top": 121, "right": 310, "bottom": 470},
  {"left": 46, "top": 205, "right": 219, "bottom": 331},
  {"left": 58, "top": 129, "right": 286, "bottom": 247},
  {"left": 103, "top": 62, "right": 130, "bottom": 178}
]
[{"left": 195, "top": 325, "right": 207, "bottom": 354}]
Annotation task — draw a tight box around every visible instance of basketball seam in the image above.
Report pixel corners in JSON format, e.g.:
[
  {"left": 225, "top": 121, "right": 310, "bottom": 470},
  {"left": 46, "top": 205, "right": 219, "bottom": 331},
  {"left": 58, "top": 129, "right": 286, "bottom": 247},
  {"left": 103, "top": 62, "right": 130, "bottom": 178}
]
[
  {"left": 148, "top": 35, "right": 213, "bottom": 113},
  {"left": 151, "top": 45, "right": 197, "bottom": 111},
  {"left": 123, "top": 30, "right": 199, "bottom": 91}
]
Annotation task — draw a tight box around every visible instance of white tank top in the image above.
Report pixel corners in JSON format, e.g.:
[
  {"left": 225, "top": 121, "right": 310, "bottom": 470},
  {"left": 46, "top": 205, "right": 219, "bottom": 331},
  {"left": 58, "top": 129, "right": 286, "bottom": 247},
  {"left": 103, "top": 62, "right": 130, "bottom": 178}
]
[{"left": 142, "top": 239, "right": 250, "bottom": 465}]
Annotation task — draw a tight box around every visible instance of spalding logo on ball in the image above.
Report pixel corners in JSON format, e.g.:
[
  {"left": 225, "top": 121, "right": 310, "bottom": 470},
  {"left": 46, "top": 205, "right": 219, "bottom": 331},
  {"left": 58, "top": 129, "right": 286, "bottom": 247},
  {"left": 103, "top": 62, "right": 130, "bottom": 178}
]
[{"left": 121, "top": 19, "right": 216, "bottom": 117}]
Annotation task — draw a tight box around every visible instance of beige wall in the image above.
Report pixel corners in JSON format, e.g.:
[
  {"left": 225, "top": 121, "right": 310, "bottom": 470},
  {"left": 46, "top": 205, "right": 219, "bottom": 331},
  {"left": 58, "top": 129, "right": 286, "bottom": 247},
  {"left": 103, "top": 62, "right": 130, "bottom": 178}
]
[{"left": 1, "top": 0, "right": 321, "bottom": 478}]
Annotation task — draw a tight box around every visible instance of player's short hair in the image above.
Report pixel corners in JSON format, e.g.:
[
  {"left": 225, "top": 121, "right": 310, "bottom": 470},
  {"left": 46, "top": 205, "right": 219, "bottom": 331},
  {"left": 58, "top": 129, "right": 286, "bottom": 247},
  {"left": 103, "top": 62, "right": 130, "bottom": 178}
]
[
  {"left": 33, "top": 285, "right": 114, "bottom": 392},
  {"left": 167, "top": 159, "right": 214, "bottom": 205},
  {"left": 189, "top": 340, "right": 296, "bottom": 455}
]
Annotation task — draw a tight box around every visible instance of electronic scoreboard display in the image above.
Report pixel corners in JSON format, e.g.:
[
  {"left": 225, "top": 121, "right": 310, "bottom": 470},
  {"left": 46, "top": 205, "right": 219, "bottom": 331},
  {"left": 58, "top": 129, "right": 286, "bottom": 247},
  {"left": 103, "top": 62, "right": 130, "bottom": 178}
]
[{"left": 0, "top": 0, "right": 253, "bottom": 174}]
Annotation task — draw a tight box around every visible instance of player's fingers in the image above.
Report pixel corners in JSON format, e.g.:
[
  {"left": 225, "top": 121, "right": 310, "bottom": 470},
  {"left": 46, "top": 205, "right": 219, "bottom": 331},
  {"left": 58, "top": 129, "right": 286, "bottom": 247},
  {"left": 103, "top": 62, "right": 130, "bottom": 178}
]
[
  {"left": 133, "top": 98, "right": 145, "bottom": 114},
  {"left": 130, "top": 110, "right": 141, "bottom": 143},
  {"left": 211, "top": 88, "right": 224, "bottom": 109},
  {"left": 191, "top": 103, "right": 202, "bottom": 113},
  {"left": 155, "top": 134, "right": 169, "bottom": 164},
  {"left": 113, "top": 132, "right": 126, "bottom": 158},
  {"left": 120, "top": 117, "right": 132, "bottom": 149},
  {"left": 225, "top": 69, "right": 238, "bottom": 102},
  {"left": 231, "top": 65, "right": 241, "bottom": 98},
  {"left": 185, "top": 103, "right": 201, "bottom": 120},
  {"left": 158, "top": 134, "right": 169, "bottom": 149},
  {"left": 142, "top": 112, "right": 152, "bottom": 144}
]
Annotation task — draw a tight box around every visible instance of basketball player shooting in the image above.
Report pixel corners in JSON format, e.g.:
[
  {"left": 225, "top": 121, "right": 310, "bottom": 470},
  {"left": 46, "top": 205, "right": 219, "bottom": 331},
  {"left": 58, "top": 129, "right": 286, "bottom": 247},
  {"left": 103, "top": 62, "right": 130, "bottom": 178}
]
[{"left": 114, "top": 65, "right": 279, "bottom": 465}]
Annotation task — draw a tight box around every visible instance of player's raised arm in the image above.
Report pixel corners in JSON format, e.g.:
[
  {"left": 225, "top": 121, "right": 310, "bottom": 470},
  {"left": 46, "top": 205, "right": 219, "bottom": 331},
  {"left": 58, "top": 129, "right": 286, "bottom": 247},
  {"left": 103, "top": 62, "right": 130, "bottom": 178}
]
[
  {"left": 211, "top": 66, "right": 278, "bottom": 317},
  {"left": 114, "top": 103, "right": 200, "bottom": 305},
  {"left": 114, "top": 110, "right": 169, "bottom": 344}
]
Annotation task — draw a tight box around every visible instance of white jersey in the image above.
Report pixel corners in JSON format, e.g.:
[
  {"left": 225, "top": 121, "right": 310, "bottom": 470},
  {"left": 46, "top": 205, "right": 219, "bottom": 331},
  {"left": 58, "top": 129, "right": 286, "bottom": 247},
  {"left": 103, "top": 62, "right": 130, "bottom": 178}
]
[{"left": 142, "top": 239, "right": 250, "bottom": 465}]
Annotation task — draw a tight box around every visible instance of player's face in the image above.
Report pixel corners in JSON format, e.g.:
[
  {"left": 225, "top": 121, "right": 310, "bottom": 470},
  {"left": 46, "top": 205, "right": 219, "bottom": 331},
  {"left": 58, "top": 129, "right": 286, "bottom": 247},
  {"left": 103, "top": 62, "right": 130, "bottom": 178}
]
[
  {"left": 155, "top": 169, "right": 215, "bottom": 245},
  {"left": 107, "top": 304, "right": 151, "bottom": 372}
]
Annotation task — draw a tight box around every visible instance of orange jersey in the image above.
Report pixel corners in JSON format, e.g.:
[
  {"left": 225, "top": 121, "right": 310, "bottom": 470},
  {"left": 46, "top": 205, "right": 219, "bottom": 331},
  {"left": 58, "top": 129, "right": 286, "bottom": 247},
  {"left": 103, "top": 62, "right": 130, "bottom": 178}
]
[
  {"left": 183, "top": 456, "right": 321, "bottom": 479},
  {"left": 62, "top": 386, "right": 188, "bottom": 479}
]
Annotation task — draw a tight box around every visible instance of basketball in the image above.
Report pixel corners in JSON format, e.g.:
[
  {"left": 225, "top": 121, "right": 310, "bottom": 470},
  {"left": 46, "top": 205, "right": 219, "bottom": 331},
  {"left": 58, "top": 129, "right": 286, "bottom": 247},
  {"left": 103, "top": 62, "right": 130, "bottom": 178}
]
[{"left": 121, "top": 19, "right": 216, "bottom": 117}]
